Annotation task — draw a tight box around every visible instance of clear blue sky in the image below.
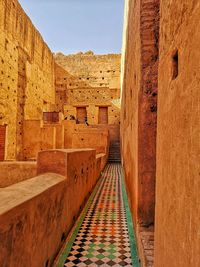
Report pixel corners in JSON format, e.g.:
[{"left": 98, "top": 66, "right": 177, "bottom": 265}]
[{"left": 18, "top": 0, "right": 124, "bottom": 55}]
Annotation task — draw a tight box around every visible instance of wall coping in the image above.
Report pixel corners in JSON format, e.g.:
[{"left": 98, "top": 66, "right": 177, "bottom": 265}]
[{"left": 0, "top": 173, "right": 65, "bottom": 216}]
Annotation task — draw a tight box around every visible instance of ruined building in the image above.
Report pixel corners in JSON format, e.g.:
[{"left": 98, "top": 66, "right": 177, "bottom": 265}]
[
  {"left": 0, "top": 0, "right": 55, "bottom": 161},
  {"left": 0, "top": 0, "right": 121, "bottom": 162},
  {"left": 54, "top": 52, "right": 120, "bottom": 126},
  {"left": 0, "top": 0, "right": 199, "bottom": 266}
]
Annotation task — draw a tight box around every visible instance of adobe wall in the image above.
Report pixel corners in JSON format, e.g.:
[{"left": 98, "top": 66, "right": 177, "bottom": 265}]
[
  {"left": 0, "top": 161, "right": 37, "bottom": 188},
  {"left": 121, "top": 0, "right": 159, "bottom": 227},
  {"left": 0, "top": 149, "right": 98, "bottom": 267},
  {"left": 55, "top": 51, "right": 120, "bottom": 89},
  {"left": 54, "top": 53, "right": 121, "bottom": 127},
  {"left": 154, "top": 1, "right": 200, "bottom": 266},
  {"left": 0, "top": 173, "right": 66, "bottom": 267},
  {"left": 90, "top": 124, "right": 120, "bottom": 143},
  {"left": 121, "top": 0, "right": 141, "bottom": 226},
  {"left": 0, "top": 0, "right": 55, "bottom": 160},
  {"left": 64, "top": 122, "right": 109, "bottom": 155},
  {"left": 23, "top": 120, "right": 109, "bottom": 161},
  {"left": 72, "top": 126, "right": 109, "bottom": 155}
]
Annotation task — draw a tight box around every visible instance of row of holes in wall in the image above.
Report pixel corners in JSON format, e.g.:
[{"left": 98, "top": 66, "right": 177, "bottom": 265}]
[
  {"left": 60, "top": 70, "right": 119, "bottom": 80},
  {"left": 59, "top": 83, "right": 109, "bottom": 87},
  {"left": 59, "top": 96, "right": 114, "bottom": 101},
  {"left": 62, "top": 70, "right": 118, "bottom": 81},
  {"left": 4, "top": 12, "right": 53, "bottom": 65}
]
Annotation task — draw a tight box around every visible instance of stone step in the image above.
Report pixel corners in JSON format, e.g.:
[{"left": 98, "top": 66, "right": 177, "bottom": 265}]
[{"left": 108, "top": 142, "right": 121, "bottom": 162}]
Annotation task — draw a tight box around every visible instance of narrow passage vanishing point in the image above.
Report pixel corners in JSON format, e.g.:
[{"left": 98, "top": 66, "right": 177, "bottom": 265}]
[{"left": 56, "top": 164, "right": 140, "bottom": 267}]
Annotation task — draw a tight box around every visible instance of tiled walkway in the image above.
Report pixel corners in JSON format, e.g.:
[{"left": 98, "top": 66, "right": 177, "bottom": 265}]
[{"left": 56, "top": 164, "right": 140, "bottom": 267}]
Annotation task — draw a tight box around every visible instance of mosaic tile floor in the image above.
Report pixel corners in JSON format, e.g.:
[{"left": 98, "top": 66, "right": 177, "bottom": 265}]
[{"left": 56, "top": 164, "right": 140, "bottom": 267}]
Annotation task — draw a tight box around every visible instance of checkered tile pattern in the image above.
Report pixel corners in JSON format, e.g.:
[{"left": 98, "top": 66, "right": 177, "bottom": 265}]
[{"left": 63, "top": 164, "right": 133, "bottom": 266}]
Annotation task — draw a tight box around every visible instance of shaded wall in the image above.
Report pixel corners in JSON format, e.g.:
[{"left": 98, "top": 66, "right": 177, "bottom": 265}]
[
  {"left": 121, "top": 0, "right": 159, "bottom": 226},
  {"left": 121, "top": 0, "right": 200, "bottom": 266},
  {"left": 154, "top": 1, "right": 200, "bottom": 266}
]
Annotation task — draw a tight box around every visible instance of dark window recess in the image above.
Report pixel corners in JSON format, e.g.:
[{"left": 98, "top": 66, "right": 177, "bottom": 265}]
[
  {"left": 43, "top": 112, "right": 59, "bottom": 123},
  {"left": 172, "top": 50, "right": 178, "bottom": 80},
  {"left": 76, "top": 107, "right": 87, "bottom": 124}
]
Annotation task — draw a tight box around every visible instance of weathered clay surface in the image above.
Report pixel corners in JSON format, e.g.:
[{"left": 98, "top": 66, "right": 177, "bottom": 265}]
[
  {"left": 121, "top": 0, "right": 159, "bottom": 227},
  {"left": 0, "top": 173, "right": 67, "bottom": 267},
  {"left": 0, "top": 0, "right": 55, "bottom": 160},
  {"left": 122, "top": 1, "right": 200, "bottom": 267},
  {"left": 0, "top": 161, "right": 37, "bottom": 187},
  {"left": 154, "top": 1, "right": 200, "bottom": 266},
  {"left": 23, "top": 120, "right": 110, "bottom": 160},
  {"left": 0, "top": 0, "right": 120, "bottom": 161},
  {"left": 120, "top": 0, "right": 141, "bottom": 228},
  {"left": 71, "top": 124, "right": 109, "bottom": 155},
  {"left": 54, "top": 53, "right": 121, "bottom": 126},
  {"left": 0, "top": 149, "right": 99, "bottom": 267}
]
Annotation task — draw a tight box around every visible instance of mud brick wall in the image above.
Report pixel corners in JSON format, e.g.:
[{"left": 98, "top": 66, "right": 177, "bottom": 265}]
[
  {"left": 154, "top": 1, "right": 200, "bottom": 266},
  {"left": 0, "top": 0, "right": 55, "bottom": 160},
  {"left": 138, "top": 0, "right": 159, "bottom": 225},
  {"left": 0, "top": 149, "right": 97, "bottom": 267},
  {"left": 0, "top": 161, "right": 37, "bottom": 187},
  {"left": 54, "top": 52, "right": 121, "bottom": 126},
  {"left": 120, "top": 0, "right": 159, "bottom": 226}
]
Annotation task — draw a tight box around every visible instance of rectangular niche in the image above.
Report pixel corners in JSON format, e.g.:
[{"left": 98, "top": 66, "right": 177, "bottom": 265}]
[
  {"left": 43, "top": 112, "right": 59, "bottom": 123},
  {"left": 98, "top": 106, "right": 108, "bottom": 124},
  {"left": 76, "top": 107, "right": 87, "bottom": 124},
  {"left": 172, "top": 50, "right": 179, "bottom": 80},
  {"left": 0, "top": 125, "right": 6, "bottom": 161}
]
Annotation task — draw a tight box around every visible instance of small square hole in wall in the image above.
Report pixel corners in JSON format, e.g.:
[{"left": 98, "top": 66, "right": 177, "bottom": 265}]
[
  {"left": 172, "top": 50, "right": 178, "bottom": 80},
  {"left": 5, "top": 39, "right": 8, "bottom": 50}
]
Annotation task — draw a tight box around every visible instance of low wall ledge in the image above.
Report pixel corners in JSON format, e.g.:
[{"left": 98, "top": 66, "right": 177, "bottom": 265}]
[{"left": 0, "top": 173, "right": 65, "bottom": 216}]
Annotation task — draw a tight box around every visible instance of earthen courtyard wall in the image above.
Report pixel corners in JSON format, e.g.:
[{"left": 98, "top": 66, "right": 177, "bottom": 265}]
[
  {"left": 0, "top": 161, "right": 37, "bottom": 187},
  {"left": 121, "top": 0, "right": 159, "bottom": 227},
  {"left": 154, "top": 1, "right": 200, "bottom": 266},
  {"left": 23, "top": 119, "right": 110, "bottom": 161},
  {"left": 121, "top": 0, "right": 200, "bottom": 266},
  {"left": 0, "top": 149, "right": 99, "bottom": 267},
  {"left": 0, "top": 0, "right": 55, "bottom": 160},
  {"left": 54, "top": 53, "right": 121, "bottom": 127},
  {"left": 121, "top": 0, "right": 140, "bottom": 226}
]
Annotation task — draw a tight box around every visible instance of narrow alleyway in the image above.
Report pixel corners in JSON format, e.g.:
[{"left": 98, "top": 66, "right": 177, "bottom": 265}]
[{"left": 55, "top": 164, "right": 140, "bottom": 267}]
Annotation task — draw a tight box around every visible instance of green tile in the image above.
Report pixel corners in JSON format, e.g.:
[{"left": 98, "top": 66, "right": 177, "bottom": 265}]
[
  {"left": 89, "top": 243, "right": 96, "bottom": 248},
  {"left": 96, "top": 254, "right": 105, "bottom": 259},
  {"left": 98, "top": 243, "right": 105, "bottom": 248},
  {"left": 108, "top": 254, "right": 116, "bottom": 260},
  {"left": 86, "top": 253, "right": 94, "bottom": 259},
  {"left": 88, "top": 248, "right": 95, "bottom": 253}
]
